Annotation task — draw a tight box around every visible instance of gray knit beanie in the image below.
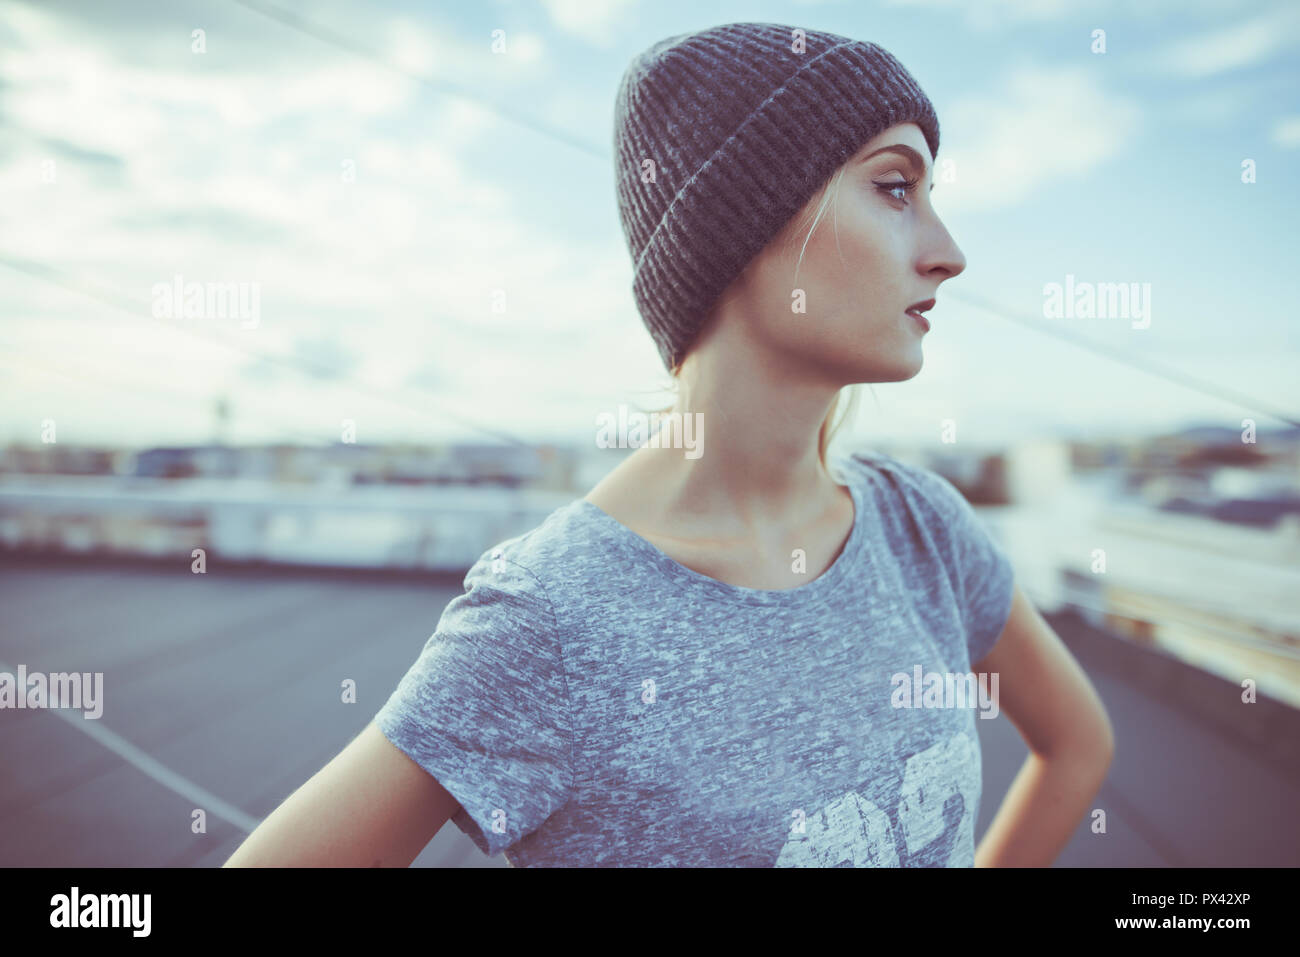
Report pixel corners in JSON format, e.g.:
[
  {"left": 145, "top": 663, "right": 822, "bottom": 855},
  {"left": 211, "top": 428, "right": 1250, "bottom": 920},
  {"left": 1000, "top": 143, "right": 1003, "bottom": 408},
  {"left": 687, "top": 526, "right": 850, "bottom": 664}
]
[{"left": 613, "top": 22, "right": 940, "bottom": 372}]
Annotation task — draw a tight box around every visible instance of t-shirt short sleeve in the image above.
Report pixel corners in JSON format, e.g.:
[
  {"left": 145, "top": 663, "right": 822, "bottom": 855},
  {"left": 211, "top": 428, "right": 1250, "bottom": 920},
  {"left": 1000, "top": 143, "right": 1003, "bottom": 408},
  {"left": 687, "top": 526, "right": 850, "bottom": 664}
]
[
  {"left": 372, "top": 549, "right": 576, "bottom": 858},
  {"left": 885, "top": 457, "right": 1017, "bottom": 666}
]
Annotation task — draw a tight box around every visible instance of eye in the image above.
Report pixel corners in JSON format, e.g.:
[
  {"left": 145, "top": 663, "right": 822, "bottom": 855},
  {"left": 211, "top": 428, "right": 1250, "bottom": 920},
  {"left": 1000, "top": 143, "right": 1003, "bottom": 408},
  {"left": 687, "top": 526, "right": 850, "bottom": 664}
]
[{"left": 874, "top": 175, "right": 921, "bottom": 205}]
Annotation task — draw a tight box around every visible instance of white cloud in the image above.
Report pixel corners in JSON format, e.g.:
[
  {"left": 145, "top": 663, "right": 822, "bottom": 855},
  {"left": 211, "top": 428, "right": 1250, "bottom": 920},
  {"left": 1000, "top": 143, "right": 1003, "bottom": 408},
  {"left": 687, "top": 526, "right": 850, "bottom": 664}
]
[
  {"left": 0, "top": 0, "right": 645, "bottom": 446},
  {"left": 932, "top": 65, "right": 1141, "bottom": 213},
  {"left": 880, "top": 0, "right": 1076, "bottom": 31},
  {"left": 875, "top": 0, "right": 1293, "bottom": 37},
  {"left": 538, "top": 0, "right": 639, "bottom": 47},
  {"left": 1147, "top": 5, "right": 1300, "bottom": 77},
  {"left": 384, "top": 16, "right": 444, "bottom": 75},
  {"left": 1270, "top": 115, "right": 1300, "bottom": 149},
  {"left": 500, "top": 31, "right": 546, "bottom": 64}
]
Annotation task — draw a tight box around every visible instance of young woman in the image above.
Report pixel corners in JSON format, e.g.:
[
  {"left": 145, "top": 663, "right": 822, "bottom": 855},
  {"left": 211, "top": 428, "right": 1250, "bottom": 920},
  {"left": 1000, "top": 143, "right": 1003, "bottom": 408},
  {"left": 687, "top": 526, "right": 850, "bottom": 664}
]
[{"left": 225, "top": 22, "right": 1113, "bottom": 868}]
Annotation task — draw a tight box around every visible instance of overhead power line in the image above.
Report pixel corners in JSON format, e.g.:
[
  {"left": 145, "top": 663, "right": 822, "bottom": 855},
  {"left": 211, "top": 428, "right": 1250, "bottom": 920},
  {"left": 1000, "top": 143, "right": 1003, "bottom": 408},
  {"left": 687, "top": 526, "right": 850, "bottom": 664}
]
[
  {"left": 227, "top": 0, "right": 608, "bottom": 160},
  {"left": 0, "top": 256, "right": 534, "bottom": 448},
  {"left": 947, "top": 290, "right": 1299, "bottom": 429},
  {"left": 13, "top": 4, "right": 1297, "bottom": 434},
  {"left": 224, "top": 1, "right": 1297, "bottom": 431}
]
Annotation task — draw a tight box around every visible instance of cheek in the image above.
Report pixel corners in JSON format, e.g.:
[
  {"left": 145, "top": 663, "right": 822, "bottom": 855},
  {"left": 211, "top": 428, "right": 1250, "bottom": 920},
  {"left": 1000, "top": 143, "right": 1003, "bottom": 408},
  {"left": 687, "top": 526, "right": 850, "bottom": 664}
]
[
  {"left": 792, "top": 209, "right": 895, "bottom": 318},
  {"left": 738, "top": 193, "right": 906, "bottom": 352}
]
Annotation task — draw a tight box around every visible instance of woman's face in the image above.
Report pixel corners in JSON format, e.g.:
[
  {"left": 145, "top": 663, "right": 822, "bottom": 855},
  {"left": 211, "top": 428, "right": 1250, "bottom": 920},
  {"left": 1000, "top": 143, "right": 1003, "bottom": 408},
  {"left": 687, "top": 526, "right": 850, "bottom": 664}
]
[{"left": 709, "top": 122, "right": 966, "bottom": 385}]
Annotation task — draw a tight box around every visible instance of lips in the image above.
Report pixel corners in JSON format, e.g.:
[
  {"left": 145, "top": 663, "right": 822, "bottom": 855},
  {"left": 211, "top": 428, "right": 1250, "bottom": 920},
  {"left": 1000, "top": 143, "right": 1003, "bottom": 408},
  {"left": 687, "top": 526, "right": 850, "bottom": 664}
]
[{"left": 905, "top": 298, "right": 936, "bottom": 319}]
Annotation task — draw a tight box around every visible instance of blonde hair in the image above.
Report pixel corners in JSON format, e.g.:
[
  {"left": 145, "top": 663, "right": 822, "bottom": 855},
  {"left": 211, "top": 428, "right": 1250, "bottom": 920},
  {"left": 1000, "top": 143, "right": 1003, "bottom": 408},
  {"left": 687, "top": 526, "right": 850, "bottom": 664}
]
[{"left": 644, "top": 165, "right": 864, "bottom": 472}]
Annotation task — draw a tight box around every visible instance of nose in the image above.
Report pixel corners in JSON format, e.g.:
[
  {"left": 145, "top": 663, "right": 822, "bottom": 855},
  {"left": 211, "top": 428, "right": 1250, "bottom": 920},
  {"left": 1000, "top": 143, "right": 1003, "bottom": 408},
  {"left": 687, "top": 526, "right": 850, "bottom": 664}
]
[{"left": 919, "top": 215, "right": 966, "bottom": 282}]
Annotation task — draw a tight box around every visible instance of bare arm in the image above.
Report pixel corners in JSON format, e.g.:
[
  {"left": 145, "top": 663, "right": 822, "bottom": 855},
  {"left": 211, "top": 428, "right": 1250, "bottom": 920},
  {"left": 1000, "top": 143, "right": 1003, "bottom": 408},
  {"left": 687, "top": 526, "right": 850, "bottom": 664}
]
[
  {"left": 972, "top": 584, "right": 1115, "bottom": 867},
  {"left": 223, "top": 721, "right": 460, "bottom": 868}
]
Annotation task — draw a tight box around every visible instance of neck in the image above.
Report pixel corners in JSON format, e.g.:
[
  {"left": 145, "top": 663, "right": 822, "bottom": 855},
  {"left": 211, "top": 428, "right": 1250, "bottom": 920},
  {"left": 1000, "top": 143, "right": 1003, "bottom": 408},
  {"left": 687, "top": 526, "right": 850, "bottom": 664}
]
[{"left": 640, "top": 365, "right": 846, "bottom": 535}]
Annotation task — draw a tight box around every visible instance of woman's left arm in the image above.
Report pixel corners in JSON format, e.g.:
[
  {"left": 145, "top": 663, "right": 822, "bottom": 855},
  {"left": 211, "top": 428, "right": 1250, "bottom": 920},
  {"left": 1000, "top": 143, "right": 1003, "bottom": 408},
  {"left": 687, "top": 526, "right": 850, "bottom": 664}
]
[{"left": 971, "top": 583, "right": 1115, "bottom": 867}]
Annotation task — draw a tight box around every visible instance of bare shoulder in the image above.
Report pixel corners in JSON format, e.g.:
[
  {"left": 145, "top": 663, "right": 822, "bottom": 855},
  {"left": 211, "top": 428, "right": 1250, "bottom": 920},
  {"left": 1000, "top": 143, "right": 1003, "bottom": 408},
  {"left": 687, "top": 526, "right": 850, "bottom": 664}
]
[{"left": 583, "top": 448, "right": 668, "bottom": 531}]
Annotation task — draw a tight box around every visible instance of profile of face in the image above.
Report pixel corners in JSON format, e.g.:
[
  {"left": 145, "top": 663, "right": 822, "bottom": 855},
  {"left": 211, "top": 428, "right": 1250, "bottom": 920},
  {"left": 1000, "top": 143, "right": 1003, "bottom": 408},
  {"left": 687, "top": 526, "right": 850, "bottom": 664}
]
[{"left": 700, "top": 122, "right": 966, "bottom": 386}]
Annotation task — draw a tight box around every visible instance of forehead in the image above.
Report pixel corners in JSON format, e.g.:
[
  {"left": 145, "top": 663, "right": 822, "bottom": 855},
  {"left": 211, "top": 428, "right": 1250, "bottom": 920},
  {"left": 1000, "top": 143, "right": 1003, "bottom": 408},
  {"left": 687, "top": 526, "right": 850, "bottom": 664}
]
[
  {"left": 861, "top": 122, "right": 929, "bottom": 152},
  {"left": 854, "top": 124, "right": 931, "bottom": 166}
]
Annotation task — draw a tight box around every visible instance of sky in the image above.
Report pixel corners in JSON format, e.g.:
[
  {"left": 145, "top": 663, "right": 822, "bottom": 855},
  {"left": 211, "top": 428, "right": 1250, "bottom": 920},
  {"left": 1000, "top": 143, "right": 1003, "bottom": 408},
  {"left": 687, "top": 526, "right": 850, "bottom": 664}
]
[{"left": 1, "top": 0, "right": 1298, "bottom": 453}]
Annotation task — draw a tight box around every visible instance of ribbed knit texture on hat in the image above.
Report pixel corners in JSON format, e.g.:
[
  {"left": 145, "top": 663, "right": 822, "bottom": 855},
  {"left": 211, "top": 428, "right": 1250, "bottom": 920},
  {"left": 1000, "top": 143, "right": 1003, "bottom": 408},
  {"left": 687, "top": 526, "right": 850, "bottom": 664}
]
[{"left": 613, "top": 22, "right": 940, "bottom": 372}]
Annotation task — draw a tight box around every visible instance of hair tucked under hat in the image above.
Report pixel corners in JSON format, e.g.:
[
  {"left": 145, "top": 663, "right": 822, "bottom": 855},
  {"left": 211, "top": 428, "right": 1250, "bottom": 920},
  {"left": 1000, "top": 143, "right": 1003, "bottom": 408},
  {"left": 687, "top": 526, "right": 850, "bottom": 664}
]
[{"left": 613, "top": 22, "right": 940, "bottom": 372}]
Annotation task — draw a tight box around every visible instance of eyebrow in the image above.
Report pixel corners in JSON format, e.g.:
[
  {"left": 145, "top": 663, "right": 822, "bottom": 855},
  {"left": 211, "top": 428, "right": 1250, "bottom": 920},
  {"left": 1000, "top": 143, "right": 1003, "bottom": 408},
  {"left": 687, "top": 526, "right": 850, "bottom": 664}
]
[{"left": 858, "top": 144, "right": 935, "bottom": 190}]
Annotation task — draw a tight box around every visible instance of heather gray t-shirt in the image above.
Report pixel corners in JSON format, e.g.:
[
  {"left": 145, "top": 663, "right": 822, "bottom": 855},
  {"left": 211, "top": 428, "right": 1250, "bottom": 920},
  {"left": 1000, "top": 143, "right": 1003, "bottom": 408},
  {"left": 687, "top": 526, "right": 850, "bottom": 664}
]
[{"left": 373, "top": 448, "right": 1016, "bottom": 867}]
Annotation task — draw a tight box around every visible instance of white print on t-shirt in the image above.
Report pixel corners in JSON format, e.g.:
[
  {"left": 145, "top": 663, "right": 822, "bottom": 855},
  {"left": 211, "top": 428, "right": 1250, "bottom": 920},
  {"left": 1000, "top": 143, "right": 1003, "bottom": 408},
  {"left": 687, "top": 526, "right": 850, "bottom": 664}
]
[{"left": 775, "top": 731, "right": 978, "bottom": 867}]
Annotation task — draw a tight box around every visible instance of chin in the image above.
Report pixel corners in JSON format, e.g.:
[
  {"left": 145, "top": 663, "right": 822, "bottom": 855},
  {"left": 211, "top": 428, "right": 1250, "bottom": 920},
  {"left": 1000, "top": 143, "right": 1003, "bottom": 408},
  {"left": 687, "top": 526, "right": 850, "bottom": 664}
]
[
  {"left": 898, "top": 355, "right": 924, "bottom": 380},
  {"left": 812, "top": 342, "right": 922, "bottom": 384},
  {"left": 846, "top": 356, "right": 922, "bottom": 384}
]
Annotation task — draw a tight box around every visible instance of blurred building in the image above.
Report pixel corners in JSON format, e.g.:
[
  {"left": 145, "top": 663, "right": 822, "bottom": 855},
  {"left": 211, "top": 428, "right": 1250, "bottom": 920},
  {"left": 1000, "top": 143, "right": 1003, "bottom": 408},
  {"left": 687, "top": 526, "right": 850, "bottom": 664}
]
[{"left": 3, "top": 427, "right": 1299, "bottom": 705}]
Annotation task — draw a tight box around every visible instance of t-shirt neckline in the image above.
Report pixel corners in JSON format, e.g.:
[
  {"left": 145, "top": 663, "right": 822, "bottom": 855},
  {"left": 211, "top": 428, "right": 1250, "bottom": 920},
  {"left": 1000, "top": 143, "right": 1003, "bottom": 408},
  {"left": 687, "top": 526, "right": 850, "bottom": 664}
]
[{"left": 574, "top": 457, "right": 866, "bottom": 608}]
